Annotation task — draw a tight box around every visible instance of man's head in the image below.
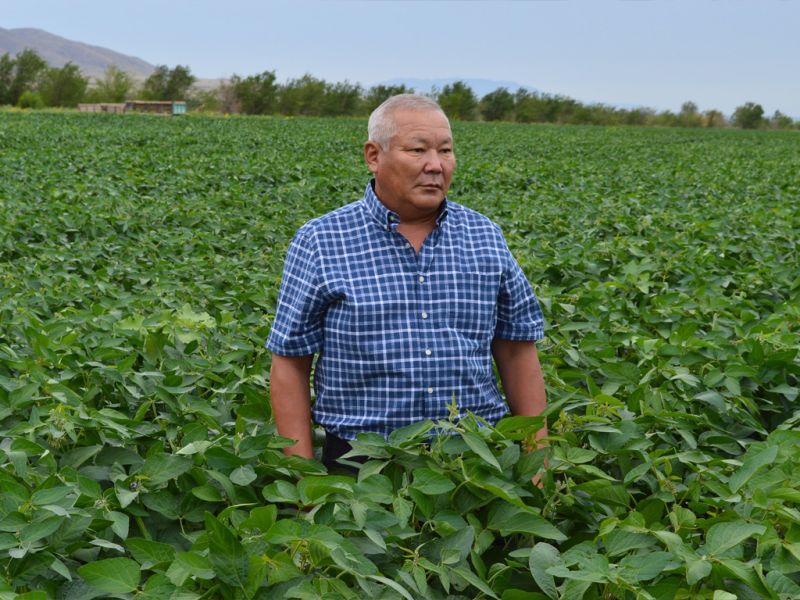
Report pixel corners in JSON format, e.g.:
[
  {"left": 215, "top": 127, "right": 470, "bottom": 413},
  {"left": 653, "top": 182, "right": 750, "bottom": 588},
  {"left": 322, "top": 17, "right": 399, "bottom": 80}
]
[{"left": 364, "top": 94, "right": 456, "bottom": 221}]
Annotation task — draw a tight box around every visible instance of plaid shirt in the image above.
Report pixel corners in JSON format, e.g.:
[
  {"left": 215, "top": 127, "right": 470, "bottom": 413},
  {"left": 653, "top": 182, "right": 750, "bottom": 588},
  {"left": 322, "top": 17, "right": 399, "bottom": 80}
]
[{"left": 267, "top": 181, "right": 544, "bottom": 439}]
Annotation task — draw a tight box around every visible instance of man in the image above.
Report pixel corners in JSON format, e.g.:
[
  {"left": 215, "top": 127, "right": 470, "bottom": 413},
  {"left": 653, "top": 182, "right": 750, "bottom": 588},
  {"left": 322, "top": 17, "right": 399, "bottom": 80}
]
[{"left": 267, "top": 94, "right": 546, "bottom": 470}]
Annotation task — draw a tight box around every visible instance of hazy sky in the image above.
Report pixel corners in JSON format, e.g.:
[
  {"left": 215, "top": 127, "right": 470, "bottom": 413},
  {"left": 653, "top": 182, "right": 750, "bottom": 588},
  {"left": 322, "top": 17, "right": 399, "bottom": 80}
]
[{"left": 4, "top": 0, "right": 799, "bottom": 116}]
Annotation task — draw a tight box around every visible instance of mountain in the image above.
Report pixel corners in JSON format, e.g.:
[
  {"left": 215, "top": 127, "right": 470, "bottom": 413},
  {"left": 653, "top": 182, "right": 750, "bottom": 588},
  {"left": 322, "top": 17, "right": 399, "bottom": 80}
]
[
  {"left": 376, "top": 77, "right": 535, "bottom": 99},
  {"left": 0, "top": 27, "right": 155, "bottom": 79}
]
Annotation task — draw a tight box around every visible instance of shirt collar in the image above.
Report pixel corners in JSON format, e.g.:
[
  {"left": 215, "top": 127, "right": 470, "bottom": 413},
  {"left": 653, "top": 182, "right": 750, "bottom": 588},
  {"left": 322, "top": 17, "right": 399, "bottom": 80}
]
[{"left": 361, "top": 179, "right": 450, "bottom": 228}]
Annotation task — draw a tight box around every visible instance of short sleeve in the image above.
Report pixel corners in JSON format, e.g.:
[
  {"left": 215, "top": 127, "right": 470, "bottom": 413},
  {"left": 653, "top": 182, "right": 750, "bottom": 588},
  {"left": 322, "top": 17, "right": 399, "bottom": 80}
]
[
  {"left": 266, "top": 230, "right": 327, "bottom": 356},
  {"left": 494, "top": 246, "right": 545, "bottom": 341}
]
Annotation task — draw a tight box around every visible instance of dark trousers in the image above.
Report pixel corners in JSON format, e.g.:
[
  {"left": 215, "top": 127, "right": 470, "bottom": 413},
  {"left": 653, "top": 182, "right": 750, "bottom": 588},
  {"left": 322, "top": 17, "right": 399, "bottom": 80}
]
[{"left": 322, "top": 432, "right": 366, "bottom": 474}]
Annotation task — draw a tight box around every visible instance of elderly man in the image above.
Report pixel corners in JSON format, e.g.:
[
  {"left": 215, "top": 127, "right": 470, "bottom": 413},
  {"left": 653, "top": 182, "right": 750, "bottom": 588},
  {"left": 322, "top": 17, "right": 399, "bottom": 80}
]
[{"left": 267, "top": 94, "right": 546, "bottom": 470}]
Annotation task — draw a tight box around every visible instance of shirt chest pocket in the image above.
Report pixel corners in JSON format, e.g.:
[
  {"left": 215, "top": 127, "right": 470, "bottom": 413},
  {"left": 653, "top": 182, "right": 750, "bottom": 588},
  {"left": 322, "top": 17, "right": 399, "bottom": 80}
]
[{"left": 443, "top": 271, "right": 501, "bottom": 339}]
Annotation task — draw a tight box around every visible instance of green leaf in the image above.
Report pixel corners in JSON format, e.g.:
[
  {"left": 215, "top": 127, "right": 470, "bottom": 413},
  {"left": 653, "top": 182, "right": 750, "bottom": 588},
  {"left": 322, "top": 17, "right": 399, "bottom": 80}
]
[
  {"left": 30, "top": 486, "right": 73, "bottom": 506},
  {"left": 138, "top": 453, "right": 193, "bottom": 486},
  {"left": 140, "top": 574, "right": 177, "bottom": 599},
  {"left": 411, "top": 468, "right": 456, "bottom": 495},
  {"left": 716, "top": 558, "right": 770, "bottom": 596},
  {"left": 15, "top": 593, "right": 47, "bottom": 600},
  {"left": 486, "top": 503, "right": 566, "bottom": 541},
  {"left": 265, "top": 551, "right": 303, "bottom": 586},
  {"left": 20, "top": 516, "right": 63, "bottom": 543},
  {"left": 704, "top": 521, "right": 766, "bottom": 556},
  {"left": 547, "top": 554, "right": 610, "bottom": 583},
  {"left": 529, "top": 542, "right": 560, "bottom": 600},
  {"left": 366, "top": 575, "right": 416, "bottom": 600},
  {"left": 230, "top": 464, "right": 257, "bottom": 486},
  {"left": 51, "top": 556, "right": 72, "bottom": 580},
  {"left": 494, "top": 415, "right": 545, "bottom": 440},
  {"left": 78, "top": 557, "right": 141, "bottom": 594},
  {"left": 166, "top": 551, "right": 215, "bottom": 586},
  {"left": 108, "top": 510, "right": 129, "bottom": 540},
  {"left": 728, "top": 445, "right": 778, "bottom": 492},
  {"left": 765, "top": 570, "right": 800, "bottom": 596},
  {"left": 191, "top": 484, "right": 223, "bottom": 502},
  {"left": 9, "top": 382, "right": 39, "bottom": 409},
  {"left": 241, "top": 505, "right": 277, "bottom": 533},
  {"left": 461, "top": 431, "right": 503, "bottom": 473},
  {"left": 453, "top": 564, "right": 500, "bottom": 599},
  {"left": 686, "top": 558, "right": 712, "bottom": 585},
  {"left": 618, "top": 551, "right": 671, "bottom": 582},
  {"left": 388, "top": 419, "right": 434, "bottom": 445},
  {"left": 330, "top": 546, "right": 378, "bottom": 576},
  {"left": 623, "top": 462, "right": 650, "bottom": 484},
  {"left": 262, "top": 480, "right": 300, "bottom": 503},
  {"left": 127, "top": 538, "right": 176, "bottom": 567},
  {"left": 298, "top": 475, "right": 354, "bottom": 503},
  {"left": 205, "top": 512, "right": 249, "bottom": 588},
  {"left": 603, "top": 529, "right": 654, "bottom": 556},
  {"left": 422, "top": 526, "right": 474, "bottom": 564}
]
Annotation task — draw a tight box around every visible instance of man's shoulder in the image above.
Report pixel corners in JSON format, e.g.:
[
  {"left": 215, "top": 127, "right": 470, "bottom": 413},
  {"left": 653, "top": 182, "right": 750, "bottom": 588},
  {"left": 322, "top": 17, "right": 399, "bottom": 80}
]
[
  {"left": 295, "top": 200, "right": 364, "bottom": 238},
  {"left": 446, "top": 200, "right": 504, "bottom": 235}
]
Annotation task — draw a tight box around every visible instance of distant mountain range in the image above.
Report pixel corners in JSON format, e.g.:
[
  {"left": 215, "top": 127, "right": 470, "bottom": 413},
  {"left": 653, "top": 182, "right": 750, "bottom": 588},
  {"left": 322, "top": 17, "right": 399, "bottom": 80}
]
[
  {"left": 0, "top": 27, "right": 155, "bottom": 79},
  {"left": 0, "top": 27, "right": 538, "bottom": 98},
  {"left": 1, "top": 27, "right": 546, "bottom": 102}
]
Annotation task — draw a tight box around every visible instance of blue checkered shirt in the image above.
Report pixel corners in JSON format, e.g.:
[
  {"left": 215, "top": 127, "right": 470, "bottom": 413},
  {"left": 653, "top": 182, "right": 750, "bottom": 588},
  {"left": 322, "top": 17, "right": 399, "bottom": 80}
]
[{"left": 267, "top": 182, "right": 544, "bottom": 439}]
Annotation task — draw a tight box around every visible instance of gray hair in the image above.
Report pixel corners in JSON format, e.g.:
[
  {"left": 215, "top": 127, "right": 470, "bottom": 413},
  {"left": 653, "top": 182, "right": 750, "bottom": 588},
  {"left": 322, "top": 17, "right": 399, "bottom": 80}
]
[{"left": 368, "top": 94, "right": 449, "bottom": 150}]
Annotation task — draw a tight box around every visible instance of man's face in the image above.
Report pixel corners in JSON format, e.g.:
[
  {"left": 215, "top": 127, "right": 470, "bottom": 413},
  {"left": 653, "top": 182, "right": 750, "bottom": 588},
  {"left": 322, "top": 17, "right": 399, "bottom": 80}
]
[{"left": 365, "top": 109, "right": 455, "bottom": 219}]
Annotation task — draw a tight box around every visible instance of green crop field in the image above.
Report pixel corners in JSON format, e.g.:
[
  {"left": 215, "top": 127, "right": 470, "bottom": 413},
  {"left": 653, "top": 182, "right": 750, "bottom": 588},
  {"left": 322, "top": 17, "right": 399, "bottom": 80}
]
[{"left": 0, "top": 111, "right": 799, "bottom": 599}]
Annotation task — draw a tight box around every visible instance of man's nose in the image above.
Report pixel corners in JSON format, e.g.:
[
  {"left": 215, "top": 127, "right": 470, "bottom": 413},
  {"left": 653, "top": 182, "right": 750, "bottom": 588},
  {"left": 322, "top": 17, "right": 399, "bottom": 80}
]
[{"left": 423, "top": 150, "right": 443, "bottom": 172}]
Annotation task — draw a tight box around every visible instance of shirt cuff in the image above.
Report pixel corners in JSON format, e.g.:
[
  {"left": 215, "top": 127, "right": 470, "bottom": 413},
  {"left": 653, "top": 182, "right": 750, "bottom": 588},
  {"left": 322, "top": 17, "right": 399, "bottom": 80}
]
[
  {"left": 265, "top": 331, "right": 322, "bottom": 356},
  {"left": 494, "top": 320, "right": 545, "bottom": 341}
]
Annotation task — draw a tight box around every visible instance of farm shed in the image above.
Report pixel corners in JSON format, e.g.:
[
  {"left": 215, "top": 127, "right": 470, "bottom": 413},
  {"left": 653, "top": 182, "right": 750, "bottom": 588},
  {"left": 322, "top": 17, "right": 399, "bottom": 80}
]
[
  {"left": 78, "top": 103, "right": 126, "bottom": 113},
  {"left": 125, "top": 101, "right": 187, "bottom": 115}
]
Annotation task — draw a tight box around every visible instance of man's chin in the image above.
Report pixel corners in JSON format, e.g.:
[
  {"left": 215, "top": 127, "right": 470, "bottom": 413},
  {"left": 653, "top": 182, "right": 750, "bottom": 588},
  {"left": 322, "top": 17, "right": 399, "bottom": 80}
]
[{"left": 412, "top": 188, "right": 446, "bottom": 203}]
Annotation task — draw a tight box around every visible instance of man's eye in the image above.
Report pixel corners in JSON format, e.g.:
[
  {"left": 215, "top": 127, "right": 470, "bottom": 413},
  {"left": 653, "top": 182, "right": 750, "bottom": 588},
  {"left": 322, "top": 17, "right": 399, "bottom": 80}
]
[{"left": 441, "top": 148, "right": 453, "bottom": 155}]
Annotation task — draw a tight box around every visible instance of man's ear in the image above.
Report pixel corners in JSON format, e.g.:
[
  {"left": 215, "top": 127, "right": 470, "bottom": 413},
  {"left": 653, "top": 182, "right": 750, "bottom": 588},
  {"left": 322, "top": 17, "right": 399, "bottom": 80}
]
[{"left": 364, "top": 141, "right": 381, "bottom": 174}]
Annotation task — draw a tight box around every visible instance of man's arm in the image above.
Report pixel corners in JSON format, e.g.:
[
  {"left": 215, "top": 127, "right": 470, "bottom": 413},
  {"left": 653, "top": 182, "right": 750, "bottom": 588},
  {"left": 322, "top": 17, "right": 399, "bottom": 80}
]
[
  {"left": 491, "top": 339, "right": 548, "bottom": 443},
  {"left": 269, "top": 353, "right": 315, "bottom": 459}
]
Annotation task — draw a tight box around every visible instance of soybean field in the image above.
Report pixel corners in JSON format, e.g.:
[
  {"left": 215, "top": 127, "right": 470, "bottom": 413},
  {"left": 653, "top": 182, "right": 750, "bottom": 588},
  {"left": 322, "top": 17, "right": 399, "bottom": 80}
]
[{"left": 0, "top": 111, "right": 799, "bottom": 599}]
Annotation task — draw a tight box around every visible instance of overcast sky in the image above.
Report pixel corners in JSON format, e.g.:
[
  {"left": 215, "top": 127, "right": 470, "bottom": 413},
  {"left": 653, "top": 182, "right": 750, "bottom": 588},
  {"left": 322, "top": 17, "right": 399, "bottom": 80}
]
[{"left": 4, "top": 0, "right": 799, "bottom": 117}]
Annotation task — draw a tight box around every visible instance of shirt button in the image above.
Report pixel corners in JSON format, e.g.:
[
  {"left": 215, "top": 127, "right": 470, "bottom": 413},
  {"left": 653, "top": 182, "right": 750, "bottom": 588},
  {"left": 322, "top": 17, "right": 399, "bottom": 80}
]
[
  {"left": 427, "top": 387, "right": 434, "bottom": 394},
  {"left": 405, "top": 242, "right": 411, "bottom": 249},
  {"left": 421, "top": 312, "right": 428, "bottom": 319},
  {"left": 424, "top": 349, "right": 432, "bottom": 356},
  {"left": 418, "top": 275, "right": 425, "bottom": 283}
]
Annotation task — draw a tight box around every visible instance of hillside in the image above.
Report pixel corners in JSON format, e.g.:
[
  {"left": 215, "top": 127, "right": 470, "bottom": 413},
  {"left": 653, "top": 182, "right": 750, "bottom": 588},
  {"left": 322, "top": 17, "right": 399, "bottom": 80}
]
[{"left": 0, "top": 26, "right": 155, "bottom": 79}]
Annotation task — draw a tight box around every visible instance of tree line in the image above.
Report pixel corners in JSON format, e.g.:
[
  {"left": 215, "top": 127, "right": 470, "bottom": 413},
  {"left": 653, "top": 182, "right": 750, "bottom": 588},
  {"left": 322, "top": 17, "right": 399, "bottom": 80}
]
[
  {"left": 1, "top": 48, "right": 796, "bottom": 130},
  {"left": 0, "top": 49, "right": 195, "bottom": 109}
]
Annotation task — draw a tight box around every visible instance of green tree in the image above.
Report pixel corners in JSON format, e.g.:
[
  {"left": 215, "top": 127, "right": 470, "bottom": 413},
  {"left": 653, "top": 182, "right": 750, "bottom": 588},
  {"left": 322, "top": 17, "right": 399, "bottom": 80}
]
[
  {"left": 321, "top": 81, "right": 362, "bottom": 116},
  {"left": 8, "top": 48, "right": 48, "bottom": 105},
  {"left": 514, "top": 89, "right": 559, "bottom": 123},
  {"left": 17, "top": 90, "right": 44, "bottom": 109},
  {"left": 703, "top": 109, "right": 726, "bottom": 128},
  {"left": 363, "top": 84, "right": 412, "bottom": 113},
  {"left": 142, "top": 65, "right": 195, "bottom": 101},
  {"left": 480, "top": 87, "right": 515, "bottom": 121},
  {"left": 232, "top": 70, "right": 278, "bottom": 115},
  {"left": 278, "top": 74, "right": 327, "bottom": 116},
  {"left": 0, "top": 53, "right": 15, "bottom": 105},
  {"left": 87, "top": 65, "right": 134, "bottom": 103},
  {"left": 437, "top": 81, "right": 478, "bottom": 120},
  {"left": 39, "top": 62, "right": 88, "bottom": 107},
  {"left": 769, "top": 110, "right": 794, "bottom": 130},
  {"left": 677, "top": 101, "right": 703, "bottom": 127},
  {"left": 732, "top": 102, "right": 765, "bottom": 129}
]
